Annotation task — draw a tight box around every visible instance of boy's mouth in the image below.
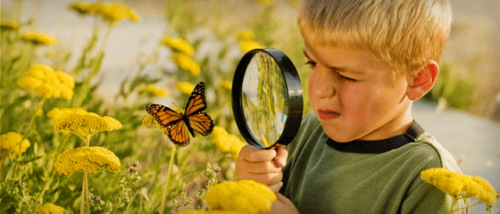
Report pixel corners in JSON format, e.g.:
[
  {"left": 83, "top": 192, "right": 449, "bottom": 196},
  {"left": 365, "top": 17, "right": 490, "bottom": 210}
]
[{"left": 318, "top": 109, "right": 340, "bottom": 120}]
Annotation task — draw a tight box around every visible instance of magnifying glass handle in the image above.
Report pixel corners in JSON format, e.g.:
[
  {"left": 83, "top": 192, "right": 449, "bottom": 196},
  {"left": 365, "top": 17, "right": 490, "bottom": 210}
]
[{"left": 272, "top": 144, "right": 287, "bottom": 168}]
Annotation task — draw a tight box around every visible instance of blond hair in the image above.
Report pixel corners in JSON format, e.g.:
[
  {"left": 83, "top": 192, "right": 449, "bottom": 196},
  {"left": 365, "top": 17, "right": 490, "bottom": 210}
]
[{"left": 298, "top": 0, "right": 452, "bottom": 76}]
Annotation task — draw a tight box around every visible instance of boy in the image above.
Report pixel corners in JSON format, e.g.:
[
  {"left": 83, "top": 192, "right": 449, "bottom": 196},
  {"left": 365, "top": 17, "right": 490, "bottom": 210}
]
[{"left": 236, "top": 0, "right": 464, "bottom": 213}]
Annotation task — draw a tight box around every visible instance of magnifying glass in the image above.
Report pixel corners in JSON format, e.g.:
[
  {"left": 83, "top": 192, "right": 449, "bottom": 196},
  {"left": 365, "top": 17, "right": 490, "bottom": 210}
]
[{"left": 232, "top": 48, "right": 303, "bottom": 149}]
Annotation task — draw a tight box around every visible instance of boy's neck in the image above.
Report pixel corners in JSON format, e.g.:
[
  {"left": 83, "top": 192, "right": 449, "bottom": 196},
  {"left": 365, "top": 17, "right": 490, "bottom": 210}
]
[{"left": 358, "top": 102, "right": 414, "bottom": 141}]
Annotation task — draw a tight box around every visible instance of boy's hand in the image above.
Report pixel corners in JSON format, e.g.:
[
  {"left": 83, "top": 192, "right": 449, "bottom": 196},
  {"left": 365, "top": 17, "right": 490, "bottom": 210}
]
[
  {"left": 261, "top": 193, "right": 299, "bottom": 214},
  {"left": 236, "top": 144, "right": 288, "bottom": 192}
]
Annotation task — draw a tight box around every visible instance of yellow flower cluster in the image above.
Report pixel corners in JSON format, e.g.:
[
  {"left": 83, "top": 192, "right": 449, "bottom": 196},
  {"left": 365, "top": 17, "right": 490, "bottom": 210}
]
[
  {"left": 47, "top": 107, "right": 88, "bottom": 135},
  {"left": 176, "top": 82, "right": 196, "bottom": 95},
  {"left": 171, "top": 54, "right": 201, "bottom": 77},
  {"left": 56, "top": 146, "right": 121, "bottom": 177},
  {"left": 161, "top": 36, "right": 194, "bottom": 56},
  {"left": 21, "top": 31, "right": 57, "bottom": 45},
  {"left": 54, "top": 112, "right": 122, "bottom": 139},
  {"left": 180, "top": 210, "right": 242, "bottom": 214},
  {"left": 142, "top": 115, "right": 168, "bottom": 135},
  {"left": 211, "top": 126, "right": 246, "bottom": 160},
  {"left": 35, "top": 202, "right": 65, "bottom": 214},
  {"left": 0, "top": 21, "right": 19, "bottom": 31},
  {"left": 255, "top": 0, "right": 273, "bottom": 5},
  {"left": 239, "top": 40, "right": 264, "bottom": 54},
  {"left": 87, "top": 2, "right": 142, "bottom": 25},
  {"left": 421, "top": 168, "right": 498, "bottom": 205},
  {"left": 237, "top": 29, "right": 255, "bottom": 41},
  {"left": 205, "top": 180, "right": 277, "bottom": 214},
  {"left": 219, "top": 81, "right": 232, "bottom": 91},
  {"left": 0, "top": 132, "right": 30, "bottom": 157},
  {"left": 69, "top": 1, "right": 92, "bottom": 16},
  {"left": 17, "top": 65, "right": 75, "bottom": 99},
  {"left": 138, "top": 84, "right": 168, "bottom": 98}
]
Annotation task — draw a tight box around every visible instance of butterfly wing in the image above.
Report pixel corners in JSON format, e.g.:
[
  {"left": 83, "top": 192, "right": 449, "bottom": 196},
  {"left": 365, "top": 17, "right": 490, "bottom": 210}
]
[
  {"left": 184, "top": 82, "right": 208, "bottom": 116},
  {"left": 167, "top": 119, "right": 191, "bottom": 146},
  {"left": 146, "top": 104, "right": 182, "bottom": 127},
  {"left": 188, "top": 112, "right": 214, "bottom": 136}
]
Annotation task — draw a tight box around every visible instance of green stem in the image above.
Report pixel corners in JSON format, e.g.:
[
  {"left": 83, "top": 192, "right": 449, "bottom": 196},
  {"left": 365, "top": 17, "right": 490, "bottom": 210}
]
[
  {"left": 159, "top": 146, "right": 177, "bottom": 214},
  {"left": 80, "top": 173, "right": 90, "bottom": 214},
  {"left": 449, "top": 197, "right": 458, "bottom": 214},
  {"left": 14, "top": 98, "right": 46, "bottom": 170},
  {"left": 97, "top": 25, "right": 113, "bottom": 53}
]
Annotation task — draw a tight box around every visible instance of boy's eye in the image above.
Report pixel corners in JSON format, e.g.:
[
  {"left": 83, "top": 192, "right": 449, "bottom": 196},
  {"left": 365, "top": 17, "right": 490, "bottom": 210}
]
[
  {"left": 340, "top": 75, "right": 356, "bottom": 82},
  {"left": 305, "top": 60, "right": 317, "bottom": 68}
]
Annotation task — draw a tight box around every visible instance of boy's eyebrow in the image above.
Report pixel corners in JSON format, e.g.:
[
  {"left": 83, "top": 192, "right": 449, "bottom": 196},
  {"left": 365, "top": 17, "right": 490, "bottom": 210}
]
[{"left": 303, "top": 49, "right": 362, "bottom": 74}]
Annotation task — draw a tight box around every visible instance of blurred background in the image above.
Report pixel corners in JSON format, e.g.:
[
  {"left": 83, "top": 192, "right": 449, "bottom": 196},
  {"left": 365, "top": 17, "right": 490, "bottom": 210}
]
[{"left": 1, "top": 0, "right": 499, "bottom": 213}]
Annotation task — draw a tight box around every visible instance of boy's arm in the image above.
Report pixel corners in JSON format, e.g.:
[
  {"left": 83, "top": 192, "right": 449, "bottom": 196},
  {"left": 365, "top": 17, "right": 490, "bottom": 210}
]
[
  {"left": 261, "top": 193, "right": 299, "bottom": 214},
  {"left": 400, "top": 180, "right": 450, "bottom": 214},
  {"left": 236, "top": 144, "right": 288, "bottom": 192}
]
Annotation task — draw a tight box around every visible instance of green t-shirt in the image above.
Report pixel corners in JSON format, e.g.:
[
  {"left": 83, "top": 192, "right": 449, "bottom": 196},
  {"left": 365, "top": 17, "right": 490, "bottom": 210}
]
[{"left": 280, "top": 113, "right": 461, "bottom": 214}]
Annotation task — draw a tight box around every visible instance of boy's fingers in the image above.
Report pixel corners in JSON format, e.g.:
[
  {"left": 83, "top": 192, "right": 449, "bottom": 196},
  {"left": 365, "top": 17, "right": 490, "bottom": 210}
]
[
  {"left": 240, "top": 145, "right": 277, "bottom": 162},
  {"left": 238, "top": 171, "right": 283, "bottom": 186},
  {"left": 269, "top": 182, "right": 283, "bottom": 193},
  {"left": 274, "top": 144, "right": 288, "bottom": 167},
  {"left": 243, "top": 161, "right": 281, "bottom": 174}
]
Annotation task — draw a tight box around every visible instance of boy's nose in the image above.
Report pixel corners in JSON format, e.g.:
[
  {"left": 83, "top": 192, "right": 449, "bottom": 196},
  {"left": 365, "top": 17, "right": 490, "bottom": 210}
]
[{"left": 313, "top": 71, "right": 336, "bottom": 98}]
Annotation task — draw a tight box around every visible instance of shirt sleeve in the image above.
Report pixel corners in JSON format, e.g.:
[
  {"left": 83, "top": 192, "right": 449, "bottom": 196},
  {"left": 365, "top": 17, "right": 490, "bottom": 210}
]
[{"left": 400, "top": 180, "right": 449, "bottom": 214}]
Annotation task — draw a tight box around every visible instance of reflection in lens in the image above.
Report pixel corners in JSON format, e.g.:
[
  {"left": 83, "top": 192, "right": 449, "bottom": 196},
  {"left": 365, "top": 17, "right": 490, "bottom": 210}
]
[{"left": 241, "top": 51, "right": 288, "bottom": 147}]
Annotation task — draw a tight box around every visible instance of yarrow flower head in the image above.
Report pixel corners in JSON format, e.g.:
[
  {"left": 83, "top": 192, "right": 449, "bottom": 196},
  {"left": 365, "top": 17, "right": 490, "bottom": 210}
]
[
  {"left": 0, "top": 132, "right": 30, "bottom": 157},
  {"left": 69, "top": 1, "right": 92, "bottom": 16},
  {"left": 54, "top": 112, "right": 122, "bottom": 139},
  {"left": 219, "top": 81, "right": 232, "bottom": 91},
  {"left": 205, "top": 179, "right": 277, "bottom": 214},
  {"left": 35, "top": 202, "right": 65, "bottom": 214},
  {"left": 21, "top": 31, "right": 57, "bottom": 45},
  {"left": 176, "top": 82, "right": 196, "bottom": 95},
  {"left": 239, "top": 40, "right": 264, "bottom": 53},
  {"left": 17, "top": 65, "right": 75, "bottom": 99},
  {"left": 0, "top": 21, "right": 19, "bottom": 31},
  {"left": 56, "top": 146, "right": 121, "bottom": 177},
  {"left": 237, "top": 29, "right": 255, "bottom": 41},
  {"left": 47, "top": 107, "right": 88, "bottom": 135},
  {"left": 171, "top": 53, "right": 200, "bottom": 77},
  {"left": 211, "top": 126, "right": 246, "bottom": 160},
  {"left": 142, "top": 115, "right": 168, "bottom": 135},
  {"left": 161, "top": 36, "right": 194, "bottom": 56},
  {"left": 421, "top": 168, "right": 498, "bottom": 205},
  {"left": 88, "top": 2, "right": 141, "bottom": 25},
  {"left": 138, "top": 84, "right": 168, "bottom": 98}
]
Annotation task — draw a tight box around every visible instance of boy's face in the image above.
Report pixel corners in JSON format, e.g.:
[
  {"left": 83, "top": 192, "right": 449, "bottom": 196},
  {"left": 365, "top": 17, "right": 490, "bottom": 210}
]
[{"left": 304, "top": 42, "right": 413, "bottom": 142}]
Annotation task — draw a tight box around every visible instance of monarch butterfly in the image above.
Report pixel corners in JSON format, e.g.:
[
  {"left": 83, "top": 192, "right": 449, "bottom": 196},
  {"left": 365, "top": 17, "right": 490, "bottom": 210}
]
[{"left": 146, "top": 82, "right": 214, "bottom": 146}]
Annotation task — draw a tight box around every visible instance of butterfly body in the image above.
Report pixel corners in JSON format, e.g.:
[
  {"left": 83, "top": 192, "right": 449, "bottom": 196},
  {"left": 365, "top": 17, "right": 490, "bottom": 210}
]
[{"left": 146, "top": 82, "right": 214, "bottom": 146}]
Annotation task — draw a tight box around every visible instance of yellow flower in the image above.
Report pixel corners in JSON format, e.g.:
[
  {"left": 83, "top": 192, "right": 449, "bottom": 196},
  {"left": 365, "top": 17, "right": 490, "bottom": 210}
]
[
  {"left": 56, "top": 146, "right": 121, "bottom": 177},
  {"left": 421, "top": 168, "right": 498, "bottom": 205},
  {"left": 54, "top": 112, "right": 122, "bottom": 139},
  {"left": 21, "top": 31, "right": 57, "bottom": 45},
  {"left": 0, "top": 132, "right": 30, "bottom": 157},
  {"left": 0, "top": 21, "right": 19, "bottom": 31},
  {"left": 88, "top": 2, "right": 141, "bottom": 25},
  {"left": 211, "top": 126, "right": 246, "bottom": 160},
  {"left": 237, "top": 29, "right": 255, "bottom": 41},
  {"left": 220, "top": 81, "right": 232, "bottom": 91},
  {"left": 205, "top": 180, "right": 277, "bottom": 214},
  {"left": 180, "top": 210, "right": 242, "bottom": 214},
  {"left": 35, "top": 202, "right": 65, "bottom": 214},
  {"left": 69, "top": 1, "right": 92, "bottom": 16},
  {"left": 17, "top": 65, "right": 75, "bottom": 100},
  {"left": 161, "top": 36, "right": 194, "bottom": 56},
  {"left": 239, "top": 41, "right": 264, "bottom": 54},
  {"left": 171, "top": 54, "right": 201, "bottom": 77},
  {"left": 138, "top": 84, "right": 168, "bottom": 98},
  {"left": 176, "top": 82, "right": 196, "bottom": 95},
  {"left": 255, "top": 0, "right": 273, "bottom": 5},
  {"left": 48, "top": 107, "right": 88, "bottom": 136}
]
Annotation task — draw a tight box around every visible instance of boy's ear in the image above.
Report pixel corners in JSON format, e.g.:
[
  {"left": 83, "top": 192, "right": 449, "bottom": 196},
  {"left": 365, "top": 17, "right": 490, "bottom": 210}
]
[{"left": 406, "top": 60, "right": 439, "bottom": 101}]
